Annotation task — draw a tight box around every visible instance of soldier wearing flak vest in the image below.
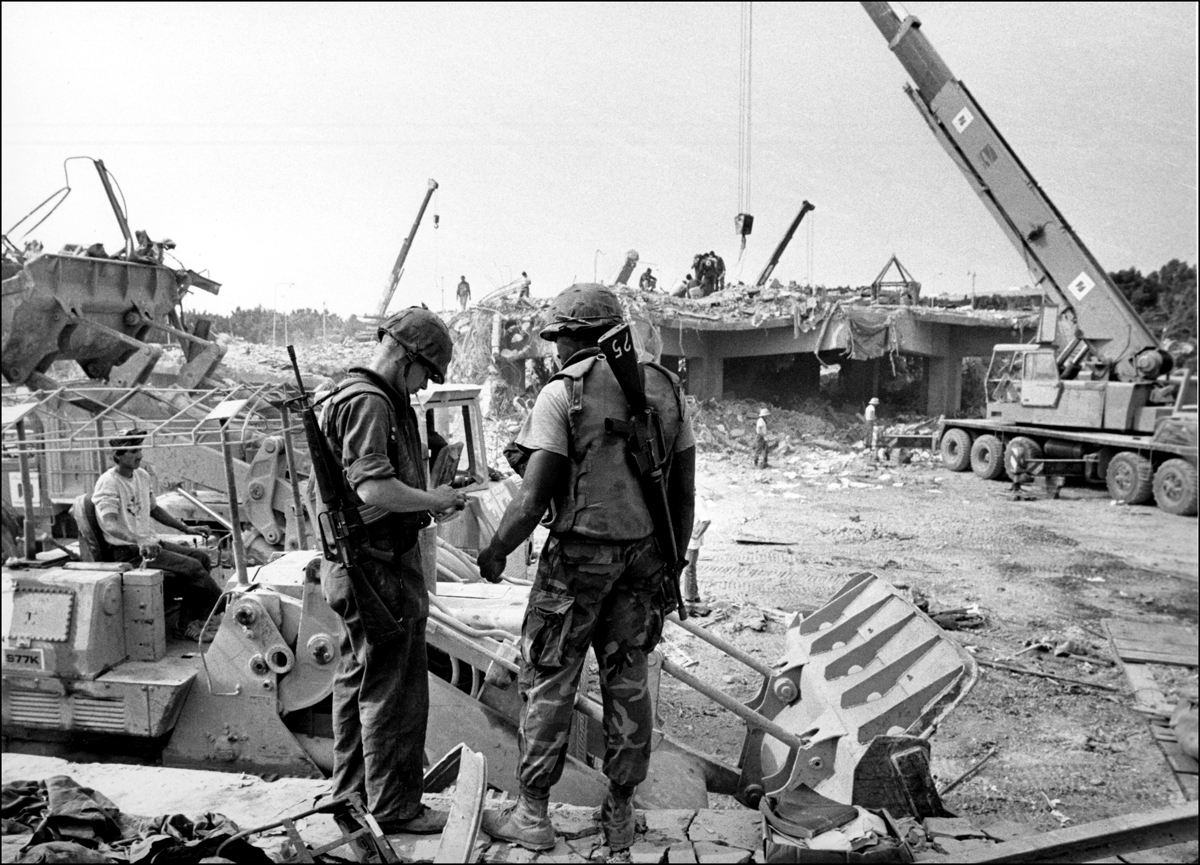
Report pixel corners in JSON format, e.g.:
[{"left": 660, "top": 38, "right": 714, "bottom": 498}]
[
  {"left": 476, "top": 284, "right": 696, "bottom": 852},
  {"left": 319, "top": 307, "right": 466, "bottom": 835}
]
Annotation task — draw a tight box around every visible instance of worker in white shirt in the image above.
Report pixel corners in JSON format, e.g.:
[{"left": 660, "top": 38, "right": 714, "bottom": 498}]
[
  {"left": 864, "top": 397, "right": 880, "bottom": 457},
  {"left": 753, "top": 408, "right": 770, "bottom": 469},
  {"left": 682, "top": 500, "right": 712, "bottom": 610}
]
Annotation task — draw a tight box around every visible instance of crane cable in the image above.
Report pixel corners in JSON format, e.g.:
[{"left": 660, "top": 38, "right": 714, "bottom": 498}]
[{"left": 737, "top": 1, "right": 753, "bottom": 259}]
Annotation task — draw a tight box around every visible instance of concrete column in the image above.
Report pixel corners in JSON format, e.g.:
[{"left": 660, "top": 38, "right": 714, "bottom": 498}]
[
  {"left": 925, "top": 355, "right": 963, "bottom": 417},
  {"left": 685, "top": 355, "right": 723, "bottom": 400}
]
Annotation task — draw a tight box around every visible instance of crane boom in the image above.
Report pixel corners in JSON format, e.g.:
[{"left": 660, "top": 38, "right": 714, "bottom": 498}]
[
  {"left": 861, "top": 2, "right": 1167, "bottom": 383},
  {"left": 756, "top": 201, "right": 814, "bottom": 288},
  {"left": 376, "top": 178, "right": 438, "bottom": 320}
]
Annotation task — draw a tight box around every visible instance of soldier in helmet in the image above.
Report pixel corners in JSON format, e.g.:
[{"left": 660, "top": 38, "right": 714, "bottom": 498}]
[
  {"left": 477, "top": 284, "right": 696, "bottom": 852},
  {"left": 319, "top": 306, "right": 466, "bottom": 835}
]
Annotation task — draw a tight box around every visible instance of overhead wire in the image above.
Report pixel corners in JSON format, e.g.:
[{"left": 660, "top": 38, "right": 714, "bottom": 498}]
[{"left": 736, "top": 1, "right": 753, "bottom": 260}]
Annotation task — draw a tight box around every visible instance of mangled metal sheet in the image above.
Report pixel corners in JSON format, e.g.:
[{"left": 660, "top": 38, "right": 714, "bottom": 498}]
[{"left": 740, "top": 571, "right": 977, "bottom": 805}]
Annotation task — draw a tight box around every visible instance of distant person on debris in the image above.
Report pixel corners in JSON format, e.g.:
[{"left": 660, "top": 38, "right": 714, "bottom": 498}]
[
  {"left": 864, "top": 397, "right": 880, "bottom": 454},
  {"left": 639, "top": 268, "right": 658, "bottom": 291},
  {"left": 93, "top": 429, "right": 221, "bottom": 642},
  {"left": 753, "top": 408, "right": 771, "bottom": 469},
  {"left": 457, "top": 275, "right": 471, "bottom": 311},
  {"left": 694, "top": 251, "right": 726, "bottom": 297},
  {"left": 518, "top": 271, "right": 532, "bottom": 301},
  {"left": 476, "top": 283, "right": 695, "bottom": 853},
  {"left": 683, "top": 502, "right": 712, "bottom": 613}
]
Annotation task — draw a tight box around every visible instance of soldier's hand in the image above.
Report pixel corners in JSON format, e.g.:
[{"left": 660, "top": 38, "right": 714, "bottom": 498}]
[
  {"left": 139, "top": 539, "right": 161, "bottom": 560},
  {"left": 477, "top": 547, "right": 506, "bottom": 583},
  {"left": 430, "top": 484, "right": 467, "bottom": 513}
]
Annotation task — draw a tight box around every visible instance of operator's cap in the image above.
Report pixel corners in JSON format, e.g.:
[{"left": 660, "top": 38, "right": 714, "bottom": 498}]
[
  {"left": 109, "top": 428, "right": 147, "bottom": 452},
  {"left": 758, "top": 408, "right": 770, "bottom": 418},
  {"left": 869, "top": 397, "right": 880, "bottom": 405},
  {"left": 378, "top": 306, "right": 453, "bottom": 384},
  {"left": 539, "top": 283, "right": 625, "bottom": 341}
]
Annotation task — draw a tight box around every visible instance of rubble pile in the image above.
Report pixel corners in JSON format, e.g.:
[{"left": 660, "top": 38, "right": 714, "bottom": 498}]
[{"left": 212, "top": 334, "right": 372, "bottom": 383}]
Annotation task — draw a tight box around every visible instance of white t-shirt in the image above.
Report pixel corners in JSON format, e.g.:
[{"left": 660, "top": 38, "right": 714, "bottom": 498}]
[
  {"left": 93, "top": 467, "right": 156, "bottom": 547},
  {"left": 515, "top": 378, "right": 696, "bottom": 457},
  {"left": 864, "top": 405, "right": 877, "bottom": 422},
  {"left": 756, "top": 417, "right": 767, "bottom": 436}
]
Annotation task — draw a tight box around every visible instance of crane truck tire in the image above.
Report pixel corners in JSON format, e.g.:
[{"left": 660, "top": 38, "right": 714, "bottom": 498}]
[
  {"left": 1153, "top": 458, "right": 1199, "bottom": 517},
  {"left": 970, "top": 434, "right": 1007, "bottom": 480},
  {"left": 1005, "top": 437, "right": 1043, "bottom": 473},
  {"left": 939, "top": 428, "right": 972, "bottom": 471},
  {"left": 1106, "top": 451, "right": 1154, "bottom": 505}
]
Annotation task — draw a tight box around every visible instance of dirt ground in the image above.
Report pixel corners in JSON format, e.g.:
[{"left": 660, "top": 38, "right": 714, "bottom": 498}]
[{"left": 651, "top": 443, "right": 1198, "bottom": 848}]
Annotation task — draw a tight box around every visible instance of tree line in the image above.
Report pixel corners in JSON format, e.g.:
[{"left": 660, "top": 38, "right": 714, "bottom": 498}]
[{"left": 194, "top": 305, "right": 362, "bottom": 343}]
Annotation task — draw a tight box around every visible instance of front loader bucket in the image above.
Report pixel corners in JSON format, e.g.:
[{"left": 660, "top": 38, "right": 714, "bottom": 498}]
[{"left": 737, "top": 572, "right": 977, "bottom": 815}]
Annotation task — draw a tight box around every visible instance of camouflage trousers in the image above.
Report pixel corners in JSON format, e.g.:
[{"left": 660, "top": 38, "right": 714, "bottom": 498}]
[{"left": 516, "top": 534, "right": 667, "bottom": 797}]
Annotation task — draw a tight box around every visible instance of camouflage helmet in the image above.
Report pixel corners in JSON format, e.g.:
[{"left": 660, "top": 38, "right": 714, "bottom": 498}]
[
  {"left": 378, "top": 306, "right": 453, "bottom": 384},
  {"left": 539, "top": 283, "right": 625, "bottom": 341}
]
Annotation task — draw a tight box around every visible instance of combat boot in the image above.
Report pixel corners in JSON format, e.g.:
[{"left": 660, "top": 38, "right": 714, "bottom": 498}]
[
  {"left": 600, "top": 785, "right": 637, "bottom": 851},
  {"left": 481, "top": 793, "right": 555, "bottom": 851}
]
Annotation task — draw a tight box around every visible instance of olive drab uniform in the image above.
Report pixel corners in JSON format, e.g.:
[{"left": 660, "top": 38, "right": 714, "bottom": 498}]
[
  {"left": 319, "top": 366, "right": 432, "bottom": 824},
  {"left": 515, "top": 348, "right": 685, "bottom": 797}
]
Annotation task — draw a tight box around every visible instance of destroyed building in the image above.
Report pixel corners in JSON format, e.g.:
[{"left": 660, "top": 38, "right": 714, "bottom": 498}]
[{"left": 450, "top": 280, "right": 1037, "bottom": 418}]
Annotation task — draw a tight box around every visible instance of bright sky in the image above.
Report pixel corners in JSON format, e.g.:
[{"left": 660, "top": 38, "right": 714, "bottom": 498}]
[{"left": 3, "top": 2, "right": 1196, "bottom": 320}]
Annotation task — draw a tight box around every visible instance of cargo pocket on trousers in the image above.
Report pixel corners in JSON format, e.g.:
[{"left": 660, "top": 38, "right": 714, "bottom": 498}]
[
  {"left": 522, "top": 589, "right": 575, "bottom": 669},
  {"left": 643, "top": 582, "right": 670, "bottom": 652}
]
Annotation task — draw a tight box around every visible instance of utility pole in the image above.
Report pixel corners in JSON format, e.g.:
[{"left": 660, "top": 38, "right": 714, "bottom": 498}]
[{"left": 969, "top": 271, "right": 977, "bottom": 309}]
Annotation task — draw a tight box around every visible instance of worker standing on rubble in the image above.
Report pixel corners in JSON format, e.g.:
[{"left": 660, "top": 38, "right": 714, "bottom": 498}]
[
  {"left": 93, "top": 430, "right": 221, "bottom": 642},
  {"left": 476, "top": 283, "right": 696, "bottom": 853},
  {"left": 682, "top": 504, "right": 712, "bottom": 612},
  {"left": 457, "top": 275, "right": 471, "bottom": 310},
  {"left": 753, "top": 408, "right": 771, "bottom": 468},
  {"left": 864, "top": 397, "right": 880, "bottom": 455},
  {"left": 319, "top": 307, "right": 465, "bottom": 835}
]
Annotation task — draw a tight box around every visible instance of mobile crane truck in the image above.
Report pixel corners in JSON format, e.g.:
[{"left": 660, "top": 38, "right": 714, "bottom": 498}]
[{"left": 863, "top": 2, "right": 1197, "bottom": 516}]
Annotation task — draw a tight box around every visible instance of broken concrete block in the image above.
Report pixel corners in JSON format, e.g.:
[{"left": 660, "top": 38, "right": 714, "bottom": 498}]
[
  {"left": 687, "top": 810, "right": 762, "bottom": 852},
  {"left": 692, "top": 840, "right": 751, "bottom": 863},
  {"left": 565, "top": 833, "right": 602, "bottom": 861},
  {"left": 536, "top": 837, "right": 590, "bottom": 863},
  {"left": 923, "top": 816, "right": 987, "bottom": 840},
  {"left": 549, "top": 804, "right": 600, "bottom": 840},
  {"left": 629, "top": 840, "right": 668, "bottom": 864},
  {"left": 643, "top": 809, "right": 694, "bottom": 846},
  {"left": 667, "top": 841, "right": 698, "bottom": 863}
]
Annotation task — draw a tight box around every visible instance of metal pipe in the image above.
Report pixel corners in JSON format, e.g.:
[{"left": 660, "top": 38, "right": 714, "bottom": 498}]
[
  {"left": 93, "top": 158, "right": 134, "bottom": 259},
  {"left": 667, "top": 612, "right": 775, "bottom": 678},
  {"left": 661, "top": 657, "right": 804, "bottom": 750},
  {"left": 278, "top": 405, "right": 308, "bottom": 550},
  {"left": 172, "top": 486, "right": 233, "bottom": 532},
  {"left": 16, "top": 420, "right": 36, "bottom": 559},
  {"left": 219, "top": 423, "right": 249, "bottom": 585},
  {"left": 756, "top": 200, "right": 814, "bottom": 288},
  {"left": 377, "top": 178, "right": 438, "bottom": 319}
]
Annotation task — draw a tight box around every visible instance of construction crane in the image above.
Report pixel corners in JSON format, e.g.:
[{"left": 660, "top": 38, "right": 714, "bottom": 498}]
[
  {"left": 755, "top": 201, "right": 814, "bottom": 288},
  {"left": 374, "top": 178, "right": 439, "bottom": 320},
  {"left": 862, "top": 2, "right": 1196, "bottom": 515}
]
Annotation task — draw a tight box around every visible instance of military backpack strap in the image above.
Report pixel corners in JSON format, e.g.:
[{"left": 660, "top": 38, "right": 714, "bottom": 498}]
[{"left": 644, "top": 360, "right": 686, "bottom": 425}]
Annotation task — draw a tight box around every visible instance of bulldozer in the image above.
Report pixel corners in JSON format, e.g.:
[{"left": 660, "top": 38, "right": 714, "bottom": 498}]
[{"left": 2, "top": 385, "right": 978, "bottom": 816}]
